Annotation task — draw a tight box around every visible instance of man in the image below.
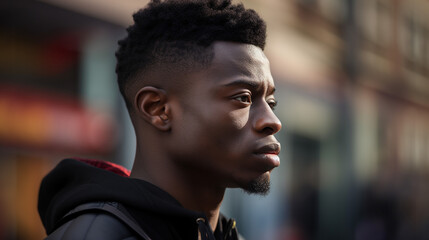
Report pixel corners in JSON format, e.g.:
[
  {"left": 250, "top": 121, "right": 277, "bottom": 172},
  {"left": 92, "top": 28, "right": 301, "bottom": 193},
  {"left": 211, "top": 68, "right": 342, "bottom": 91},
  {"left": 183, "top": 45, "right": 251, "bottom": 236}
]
[{"left": 38, "top": 0, "right": 281, "bottom": 239}]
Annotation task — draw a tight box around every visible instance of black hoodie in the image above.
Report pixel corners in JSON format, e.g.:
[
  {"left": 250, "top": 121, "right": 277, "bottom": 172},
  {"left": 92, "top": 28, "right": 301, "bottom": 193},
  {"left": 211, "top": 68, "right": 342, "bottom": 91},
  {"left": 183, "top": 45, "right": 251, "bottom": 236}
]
[{"left": 38, "top": 158, "right": 241, "bottom": 240}]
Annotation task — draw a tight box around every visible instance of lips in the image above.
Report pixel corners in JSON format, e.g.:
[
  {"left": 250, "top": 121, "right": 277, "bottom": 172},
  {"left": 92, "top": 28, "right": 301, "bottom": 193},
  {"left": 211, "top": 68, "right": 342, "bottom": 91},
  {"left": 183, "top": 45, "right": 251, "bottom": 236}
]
[
  {"left": 253, "top": 142, "right": 281, "bottom": 169},
  {"left": 254, "top": 143, "right": 281, "bottom": 155}
]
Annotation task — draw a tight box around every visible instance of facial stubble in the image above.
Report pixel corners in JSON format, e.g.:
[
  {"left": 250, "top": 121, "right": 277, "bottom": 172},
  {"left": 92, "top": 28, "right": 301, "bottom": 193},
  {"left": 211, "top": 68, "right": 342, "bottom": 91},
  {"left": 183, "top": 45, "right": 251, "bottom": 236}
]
[{"left": 243, "top": 174, "right": 270, "bottom": 196}]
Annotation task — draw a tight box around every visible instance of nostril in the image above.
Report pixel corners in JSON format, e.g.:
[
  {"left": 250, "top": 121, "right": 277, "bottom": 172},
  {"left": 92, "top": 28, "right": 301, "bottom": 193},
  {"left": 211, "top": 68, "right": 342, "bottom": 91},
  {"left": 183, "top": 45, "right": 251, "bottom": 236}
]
[{"left": 262, "top": 126, "right": 275, "bottom": 135}]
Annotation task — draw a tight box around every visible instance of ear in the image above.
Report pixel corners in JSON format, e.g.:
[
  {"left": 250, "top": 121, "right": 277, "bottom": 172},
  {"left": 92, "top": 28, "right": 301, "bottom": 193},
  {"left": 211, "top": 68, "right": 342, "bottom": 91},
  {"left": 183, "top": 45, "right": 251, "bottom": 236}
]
[{"left": 134, "top": 86, "right": 171, "bottom": 131}]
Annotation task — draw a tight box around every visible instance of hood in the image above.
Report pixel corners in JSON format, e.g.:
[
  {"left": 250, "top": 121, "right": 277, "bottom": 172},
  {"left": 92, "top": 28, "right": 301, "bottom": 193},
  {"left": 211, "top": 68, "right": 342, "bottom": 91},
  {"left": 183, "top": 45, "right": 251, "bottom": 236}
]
[{"left": 38, "top": 158, "right": 204, "bottom": 235}]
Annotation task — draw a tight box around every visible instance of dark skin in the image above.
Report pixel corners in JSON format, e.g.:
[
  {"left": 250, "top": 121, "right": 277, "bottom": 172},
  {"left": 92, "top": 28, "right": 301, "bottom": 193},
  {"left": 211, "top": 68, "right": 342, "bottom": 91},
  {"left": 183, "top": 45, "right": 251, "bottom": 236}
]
[{"left": 130, "top": 41, "right": 282, "bottom": 231}]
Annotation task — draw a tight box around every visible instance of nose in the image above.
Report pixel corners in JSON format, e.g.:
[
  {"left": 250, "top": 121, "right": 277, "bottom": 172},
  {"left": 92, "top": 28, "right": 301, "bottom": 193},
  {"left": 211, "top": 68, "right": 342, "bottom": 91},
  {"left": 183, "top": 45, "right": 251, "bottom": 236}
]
[{"left": 253, "top": 102, "right": 282, "bottom": 135}]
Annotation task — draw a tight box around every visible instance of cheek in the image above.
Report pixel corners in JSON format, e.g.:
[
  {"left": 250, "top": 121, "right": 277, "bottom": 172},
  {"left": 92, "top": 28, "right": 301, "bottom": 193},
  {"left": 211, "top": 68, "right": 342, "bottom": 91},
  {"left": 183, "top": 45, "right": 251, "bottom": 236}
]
[
  {"left": 228, "top": 109, "right": 249, "bottom": 130},
  {"left": 204, "top": 109, "right": 250, "bottom": 155},
  {"left": 170, "top": 105, "right": 250, "bottom": 161}
]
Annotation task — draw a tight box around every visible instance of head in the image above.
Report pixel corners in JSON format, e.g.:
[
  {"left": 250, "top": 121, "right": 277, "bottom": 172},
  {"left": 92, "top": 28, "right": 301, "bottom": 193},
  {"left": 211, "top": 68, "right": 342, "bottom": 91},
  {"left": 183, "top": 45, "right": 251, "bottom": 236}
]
[{"left": 116, "top": 0, "right": 281, "bottom": 195}]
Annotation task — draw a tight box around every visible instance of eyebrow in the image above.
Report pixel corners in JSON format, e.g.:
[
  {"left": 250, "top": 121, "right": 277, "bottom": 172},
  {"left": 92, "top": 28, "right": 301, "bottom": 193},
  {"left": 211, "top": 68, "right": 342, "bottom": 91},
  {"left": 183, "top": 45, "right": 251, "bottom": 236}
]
[
  {"left": 222, "top": 79, "right": 259, "bottom": 89},
  {"left": 222, "top": 79, "right": 276, "bottom": 95}
]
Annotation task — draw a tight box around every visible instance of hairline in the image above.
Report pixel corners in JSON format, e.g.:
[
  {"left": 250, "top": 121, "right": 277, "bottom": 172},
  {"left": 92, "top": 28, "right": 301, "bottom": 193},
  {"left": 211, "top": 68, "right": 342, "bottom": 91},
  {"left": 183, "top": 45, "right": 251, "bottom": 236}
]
[{"left": 122, "top": 42, "right": 217, "bottom": 112}]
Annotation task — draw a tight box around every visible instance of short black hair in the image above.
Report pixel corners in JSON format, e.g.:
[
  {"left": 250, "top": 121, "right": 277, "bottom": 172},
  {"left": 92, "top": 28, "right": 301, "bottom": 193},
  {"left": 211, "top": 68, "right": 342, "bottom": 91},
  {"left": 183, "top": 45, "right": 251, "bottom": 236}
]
[{"left": 115, "top": 0, "right": 267, "bottom": 107}]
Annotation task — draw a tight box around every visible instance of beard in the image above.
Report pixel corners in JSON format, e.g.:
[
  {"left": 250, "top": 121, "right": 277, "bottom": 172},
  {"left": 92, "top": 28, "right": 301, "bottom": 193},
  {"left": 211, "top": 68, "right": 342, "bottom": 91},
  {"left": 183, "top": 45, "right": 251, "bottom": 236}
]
[{"left": 243, "top": 174, "right": 270, "bottom": 196}]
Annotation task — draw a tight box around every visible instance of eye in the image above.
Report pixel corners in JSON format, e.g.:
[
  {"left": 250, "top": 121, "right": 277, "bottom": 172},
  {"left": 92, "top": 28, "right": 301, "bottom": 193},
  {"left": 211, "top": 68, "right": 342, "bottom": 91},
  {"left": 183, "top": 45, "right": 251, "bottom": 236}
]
[
  {"left": 233, "top": 94, "right": 252, "bottom": 104},
  {"left": 268, "top": 99, "right": 277, "bottom": 110}
]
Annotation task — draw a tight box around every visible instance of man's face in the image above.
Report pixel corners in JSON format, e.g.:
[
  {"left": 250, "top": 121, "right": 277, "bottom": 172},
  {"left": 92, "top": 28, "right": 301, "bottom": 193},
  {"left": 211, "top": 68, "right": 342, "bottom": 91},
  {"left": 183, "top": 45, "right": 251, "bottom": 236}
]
[{"left": 168, "top": 41, "right": 282, "bottom": 194}]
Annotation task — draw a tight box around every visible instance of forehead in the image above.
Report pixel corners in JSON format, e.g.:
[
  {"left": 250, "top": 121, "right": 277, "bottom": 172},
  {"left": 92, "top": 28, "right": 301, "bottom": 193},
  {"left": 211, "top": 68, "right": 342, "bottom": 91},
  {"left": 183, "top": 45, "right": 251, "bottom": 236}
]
[
  {"left": 206, "top": 42, "right": 274, "bottom": 87},
  {"left": 212, "top": 41, "right": 269, "bottom": 65}
]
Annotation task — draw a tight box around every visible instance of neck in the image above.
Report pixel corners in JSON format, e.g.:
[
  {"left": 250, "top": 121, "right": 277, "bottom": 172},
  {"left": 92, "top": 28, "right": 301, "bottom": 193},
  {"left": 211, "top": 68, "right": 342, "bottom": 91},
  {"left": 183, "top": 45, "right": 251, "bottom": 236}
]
[{"left": 131, "top": 148, "right": 225, "bottom": 231}]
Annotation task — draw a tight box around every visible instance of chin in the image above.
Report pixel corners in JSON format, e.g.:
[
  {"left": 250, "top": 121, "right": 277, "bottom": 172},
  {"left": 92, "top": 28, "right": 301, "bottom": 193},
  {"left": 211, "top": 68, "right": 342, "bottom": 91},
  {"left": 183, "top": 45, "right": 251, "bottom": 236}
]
[{"left": 242, "top": 174, "right": 271, "bottom": 196}]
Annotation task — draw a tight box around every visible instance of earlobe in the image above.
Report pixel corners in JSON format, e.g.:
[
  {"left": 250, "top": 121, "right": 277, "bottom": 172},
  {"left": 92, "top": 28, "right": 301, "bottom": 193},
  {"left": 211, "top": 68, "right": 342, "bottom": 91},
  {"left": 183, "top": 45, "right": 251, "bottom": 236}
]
[{"left": 134, "top": 86, "right": 171, "bottom": 131}]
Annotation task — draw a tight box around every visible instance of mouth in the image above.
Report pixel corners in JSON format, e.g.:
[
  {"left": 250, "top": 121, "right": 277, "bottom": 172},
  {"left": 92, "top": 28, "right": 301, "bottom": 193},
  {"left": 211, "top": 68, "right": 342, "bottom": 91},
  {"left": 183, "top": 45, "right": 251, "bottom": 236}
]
[
  {"left": 254, "top": 143, "right": 281, "bottom": 155},
  {"left": 253, "top": 142, "right": 281, "bottom": 168}
]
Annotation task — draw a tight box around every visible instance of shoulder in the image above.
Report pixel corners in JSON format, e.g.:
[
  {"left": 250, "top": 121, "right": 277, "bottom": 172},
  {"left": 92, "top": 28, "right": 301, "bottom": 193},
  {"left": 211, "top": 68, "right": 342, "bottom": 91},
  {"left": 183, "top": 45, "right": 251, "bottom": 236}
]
[{"left": 46, "top": 212, "right": 138, "bottom": 240}]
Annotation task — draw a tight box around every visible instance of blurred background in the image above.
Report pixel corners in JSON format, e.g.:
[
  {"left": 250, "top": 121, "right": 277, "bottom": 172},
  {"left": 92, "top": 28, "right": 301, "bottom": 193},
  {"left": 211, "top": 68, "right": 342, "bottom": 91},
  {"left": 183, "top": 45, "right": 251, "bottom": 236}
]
[{"left": 1, "top": 0, "right": 429, "bottom": 239}]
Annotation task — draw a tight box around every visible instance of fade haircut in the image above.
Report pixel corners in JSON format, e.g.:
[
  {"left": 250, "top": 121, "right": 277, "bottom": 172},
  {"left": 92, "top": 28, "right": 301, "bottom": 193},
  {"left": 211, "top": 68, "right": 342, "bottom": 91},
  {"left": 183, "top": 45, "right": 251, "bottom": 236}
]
[{"left": 115, "top": 0, "right": 267, "bottom": 108}]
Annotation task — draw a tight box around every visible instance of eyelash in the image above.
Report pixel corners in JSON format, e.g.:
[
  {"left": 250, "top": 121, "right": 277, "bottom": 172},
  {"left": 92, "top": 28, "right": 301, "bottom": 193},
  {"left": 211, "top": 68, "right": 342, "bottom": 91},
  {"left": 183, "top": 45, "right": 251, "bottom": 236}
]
[
  {"left": 268, "top": 100, "right": 277, "bottom": 110},
  {"left": 233, "top": 94, "right": 252, "bottom": 104},
  {"left": 233, "top": 94, "right": 278, "bottom": 110}
]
